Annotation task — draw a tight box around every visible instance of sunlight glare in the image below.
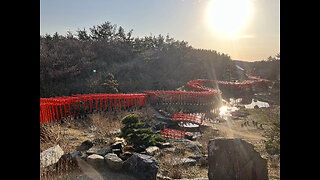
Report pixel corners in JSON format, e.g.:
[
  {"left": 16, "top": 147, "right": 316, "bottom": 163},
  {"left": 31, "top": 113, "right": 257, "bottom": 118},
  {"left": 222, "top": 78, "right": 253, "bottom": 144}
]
[
  {"left": 207, "top": 0, "right": 252, "bottom": 38},
  {"left": 219, "top": 105, "right": 229, "bottom": 116}
]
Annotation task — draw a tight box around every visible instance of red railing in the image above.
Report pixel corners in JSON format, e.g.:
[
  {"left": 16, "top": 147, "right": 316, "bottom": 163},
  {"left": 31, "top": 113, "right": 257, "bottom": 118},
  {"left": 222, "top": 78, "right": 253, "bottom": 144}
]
[
  {"left": 160, "top": 126, "right": 186, "bottom": 140},
  {"left": 172, "top": 113, "right": 204, "bottom": 125}
]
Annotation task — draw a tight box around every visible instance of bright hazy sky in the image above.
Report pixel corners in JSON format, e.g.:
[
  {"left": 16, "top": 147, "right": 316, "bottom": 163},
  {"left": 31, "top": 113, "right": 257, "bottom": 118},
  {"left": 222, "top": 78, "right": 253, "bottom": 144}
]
[{"left": 40, "top": 0, "right": 280, "bottom": 62}]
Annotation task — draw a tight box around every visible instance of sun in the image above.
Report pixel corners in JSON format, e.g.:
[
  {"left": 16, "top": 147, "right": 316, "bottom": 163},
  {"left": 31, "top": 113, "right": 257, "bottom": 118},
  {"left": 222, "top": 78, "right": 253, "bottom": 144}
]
[{"left": 206, "top": 0, "right": 252, "bottom": 38}]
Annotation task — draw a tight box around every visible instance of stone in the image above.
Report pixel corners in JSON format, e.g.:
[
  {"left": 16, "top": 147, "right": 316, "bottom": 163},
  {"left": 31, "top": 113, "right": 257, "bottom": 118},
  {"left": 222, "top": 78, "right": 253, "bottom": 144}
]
[
  {"left": 123, "top": 153, "right": 159, "bottom": 180},
  {"left": 157, "top": 174, "right": 172, "bottom": 180},
  {"left": 170, "top": 157, "right": 197, "bottom": 166},
  {"left": 208, "top": 138, "right": 268, "bottom": 180},
  {"left": 86, "top": 146, "right": 102, "bottom": 155},
  {"left": 123, "top": 145, "right": 135, "bottom": 152},
  {"left": 86, "top": 154, "right": 105, "bottom": 168},
  {"left": 159, "top": 142, "right": 173, "bottom": 149},
  {"left": 87, "top": 146, "right": 112, "bottom": 156},
  {"left": 104, "top": 153, "right": 124, "bottom": 171},
  {"left": 162, "top": 147, "right": 176, "bottom": 153},
  {"left": 173, "top": 139, "right": 202, "bottom": 155},
  {"left": 111, "top": 141, "right": 124, "bottom": 150},
  {"left": 68, "top": 151, "right": 83, "bottom": 160},
  {"left": 120, "top": 151, "right": 134, "bottom": 161},
  {"left": 146, "top": 146, "right": 160, "bottom": 156},
  {"left": 188, "top": 154, "right": 206, "bottom": 161},
  {"left": 40, "top": 145, "right": 64, "bottom": 168},
  {"left": 112, "top": 149, "right": 122, "bottom": 156},
  {"left": 76, "top": 140, "right": 94, "bottom": 152}
]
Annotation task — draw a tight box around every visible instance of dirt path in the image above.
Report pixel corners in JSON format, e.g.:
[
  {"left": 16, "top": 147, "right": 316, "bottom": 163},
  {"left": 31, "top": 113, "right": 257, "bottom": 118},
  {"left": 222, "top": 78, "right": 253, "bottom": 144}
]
[{"left": 204, "top": 118, "right": 266, "bottom": 145}]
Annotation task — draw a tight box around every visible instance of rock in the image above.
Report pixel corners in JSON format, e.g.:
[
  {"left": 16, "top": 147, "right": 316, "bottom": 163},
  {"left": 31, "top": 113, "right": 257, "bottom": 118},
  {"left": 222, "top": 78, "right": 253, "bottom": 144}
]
[
  {"left": 157, "top": 142, "right": 173, "bottom": 149},
  {"left": 104, "top": 153, "right": 124, "bottom": 171},
  {"left": 123, "top": 153, "right": 159, "bottom": 180},
  {"left": 146, "top": 146, "right": 160, "bottom": 156},
  {"left": 40, "top": 145, "right": 64, "bottom": 168},
  {"left": 114, "top": 137, "right": 126, "bottom": 145},
  {"left": 87, "top": 134, "right": 96, "bottom": 138},
  {"left": 111, "top": 141, "right": 124, "bottom": 150},
  {"left": 120, "top": 151, "right": 134, "bottom": 161},
  {"left": 123, "top": 145, "right": 135, "bottom": 152},
  {"left": 76, "top": 140, "right": 94, "bottom": 152},
  {"left": 87, "top": 146, "right": 112, "bottom": 156},
  {"left": 86, "top": 154, "right": 105, "bottom": 168},
  {"left": 185, "top": 132, "right": 202, "bottom": 141},
  {"left": 171, "top": 157, "right": 197, "bottom": 166},
  {"left": 157, "top": 174, "right": 172, "bottom": 180},
  {"left": 86, "top": 146, "right": 102, "bottom": 155},
  {"left": 162, "top": 147, "right": 179, "bottom": 154},
  {"left": 134, "top": 145, "right": 147, "bottom": 153},
  {"left": 208, "top": 138, "right": 268, "bottom": 180},
  {"left": 185, "top": 132, "right": 194, "bottom": 140},
  {"left": 68, "top": 151, "right": 83, "bottom": 160},
  {"left": 188, "top": 154, "right": 206, "bottom": 161},
  {"left": 112, "top": 149, "right": 122, "bottom": 156},
  {"left": 172, "top": 139, "right": 202, "bottom": 155}
]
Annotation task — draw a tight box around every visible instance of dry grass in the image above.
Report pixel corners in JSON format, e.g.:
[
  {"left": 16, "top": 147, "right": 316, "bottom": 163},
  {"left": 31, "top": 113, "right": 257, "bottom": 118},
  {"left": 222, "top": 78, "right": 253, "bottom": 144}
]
[
  {"left": 40, "top": 108, "right": 152, "bottom": 180},
  {"left": 89, "top": 113, "right": 124, "bottom": 138},
  {"left": 198, "top": 127, "right": 220, "bottom": 155},
  {"left": 40, "top": 123, "right": 69, "bottom": 153},
  {"left": 155, "top": 142, "right": 208, "bottom": 179}
]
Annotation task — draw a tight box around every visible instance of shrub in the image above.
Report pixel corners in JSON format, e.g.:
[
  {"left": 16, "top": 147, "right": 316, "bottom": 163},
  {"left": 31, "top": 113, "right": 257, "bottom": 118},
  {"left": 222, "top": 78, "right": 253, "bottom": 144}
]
[
  {"left": 119, "top": 114, "right": 166, "bottom": 147},
  {"left": 265, "top": 116, "right": 280, "bottom": 155}
]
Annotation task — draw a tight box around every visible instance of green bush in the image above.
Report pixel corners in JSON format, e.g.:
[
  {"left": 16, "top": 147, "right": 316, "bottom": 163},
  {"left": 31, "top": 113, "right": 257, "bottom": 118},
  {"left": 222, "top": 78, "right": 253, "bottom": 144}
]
[
  {"left": 265, "top": 118, "right": 280, "bottom": 155},
  {"left": 119, "top": 114, "right": 166, "bottom": 147},
  {"left": 265, "top": 139, "right": 280, "bottom": 155}
]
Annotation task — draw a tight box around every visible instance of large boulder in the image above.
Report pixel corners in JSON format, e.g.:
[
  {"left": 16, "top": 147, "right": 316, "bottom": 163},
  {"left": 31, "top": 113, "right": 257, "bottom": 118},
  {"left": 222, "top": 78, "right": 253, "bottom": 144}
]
[
  {"left": 104, "top": 153, "right": 124, "bottom": 171},
  {"left": 86, "top": 154, "right": 105, "bottom": 169},
  {"left": 40, "top": 144, "right": 64, "bottom": 168},
  {"left": 208, "top": 138, "right": 268, "bottom": 180},
  {"left": 123, "top": 153, "right": 159, "bottom": 180}
]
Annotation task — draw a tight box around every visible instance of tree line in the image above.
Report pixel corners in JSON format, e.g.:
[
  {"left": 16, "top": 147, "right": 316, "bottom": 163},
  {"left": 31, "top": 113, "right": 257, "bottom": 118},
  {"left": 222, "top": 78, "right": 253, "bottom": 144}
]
[{"left": 40, "top": 21, "right": 279, "bottom": 98}]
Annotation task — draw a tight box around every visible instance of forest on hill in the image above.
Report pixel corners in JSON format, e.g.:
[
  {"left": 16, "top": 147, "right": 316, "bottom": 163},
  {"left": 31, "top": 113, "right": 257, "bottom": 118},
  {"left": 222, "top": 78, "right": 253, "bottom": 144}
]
[{"left": 40, "top": 21, "right": 279, "bottom": 98}]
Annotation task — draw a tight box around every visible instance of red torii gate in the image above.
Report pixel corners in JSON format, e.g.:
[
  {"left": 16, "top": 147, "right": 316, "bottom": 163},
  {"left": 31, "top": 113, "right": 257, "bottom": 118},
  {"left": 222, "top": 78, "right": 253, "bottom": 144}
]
[
  {"left": 40, "top": 76, "right": 270, "bottom": 124},
  {"left": 40, "top": 94, "right": 147, "bottom": 123}
]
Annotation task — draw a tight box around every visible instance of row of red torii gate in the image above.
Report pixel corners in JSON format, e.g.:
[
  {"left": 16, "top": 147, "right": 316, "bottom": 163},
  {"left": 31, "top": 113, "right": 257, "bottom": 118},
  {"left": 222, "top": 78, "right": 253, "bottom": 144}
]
[
  {"left": 40, "top": 77, "right": 270, "bottom": 124},
  {"left": 40, "top": 77, "right": 270, "bottom": 139}
]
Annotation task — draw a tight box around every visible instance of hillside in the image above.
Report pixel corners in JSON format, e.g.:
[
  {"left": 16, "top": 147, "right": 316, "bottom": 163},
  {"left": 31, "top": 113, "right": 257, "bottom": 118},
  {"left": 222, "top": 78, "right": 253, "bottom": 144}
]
[{"left": 40, "top": 21, "right": 280, "bottom": 98}]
